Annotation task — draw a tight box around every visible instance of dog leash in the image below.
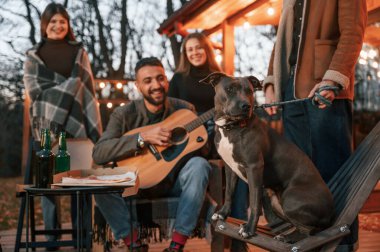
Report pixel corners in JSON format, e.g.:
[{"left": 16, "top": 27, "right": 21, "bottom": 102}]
[{"left": 255, "top": 85, "right": 341, "bottom": 109}]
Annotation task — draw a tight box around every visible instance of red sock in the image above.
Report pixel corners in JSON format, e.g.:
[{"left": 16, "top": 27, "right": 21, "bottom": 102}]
[
  {"left": 171, "top": 231, "right": 188, "bottom": 248},
  {"left": 123, "top": 229, "right": 139, "bottom": 246}
]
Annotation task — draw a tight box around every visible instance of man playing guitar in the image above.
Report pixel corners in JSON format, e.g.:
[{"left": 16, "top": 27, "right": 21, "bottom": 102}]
[{"left": 93, "top": 57, "right": 212, "bottom": 252}]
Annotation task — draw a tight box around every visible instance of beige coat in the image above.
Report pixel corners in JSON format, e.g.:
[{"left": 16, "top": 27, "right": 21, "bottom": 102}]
[{"left": 264, "top": 0, "right": 367, "bottom": 100}]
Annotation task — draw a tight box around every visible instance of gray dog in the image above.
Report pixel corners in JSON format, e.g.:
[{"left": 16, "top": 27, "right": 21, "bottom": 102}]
[{"left": 201, "top": 72, "right": 334, "bottom": 242}]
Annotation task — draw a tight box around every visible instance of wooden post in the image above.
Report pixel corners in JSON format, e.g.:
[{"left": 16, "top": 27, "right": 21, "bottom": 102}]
[
  {"left": 22, "top": 95, "right": 30, "bottom": 176},
  {"left": 222, "top": 20, "right": 235, "bottom": 75}
]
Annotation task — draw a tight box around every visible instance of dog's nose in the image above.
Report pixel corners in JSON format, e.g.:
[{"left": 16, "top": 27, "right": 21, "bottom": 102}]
[{"left": 241, "top": 103, "right": 251, "bottom": 112}]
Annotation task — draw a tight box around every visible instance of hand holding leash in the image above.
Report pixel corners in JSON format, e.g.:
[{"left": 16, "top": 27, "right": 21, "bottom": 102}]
[
  {"left": 308, "top": 80, "right": 342, "bottom": 109},
  {"left": 259, "top": 83, "right": 341, "bottom": 110}
]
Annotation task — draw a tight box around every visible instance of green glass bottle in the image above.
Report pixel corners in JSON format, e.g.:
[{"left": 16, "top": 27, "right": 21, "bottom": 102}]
[
  {"left": 35, "top": 129, "right": 55, "bottom": 188},
  {"left": 55, "top": 131, "right": 70, "bottom": 174}
]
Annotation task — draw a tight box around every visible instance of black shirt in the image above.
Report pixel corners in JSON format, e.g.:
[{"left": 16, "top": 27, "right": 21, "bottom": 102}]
[
  {"left": 37, "top": 38, "right": 80, "bottom": 78},
  {"left": 147, "top": 109, "right": 164, "bottom": 125},
  {"left": 169, "top": 65, "right": 215, "bottom": 114}
]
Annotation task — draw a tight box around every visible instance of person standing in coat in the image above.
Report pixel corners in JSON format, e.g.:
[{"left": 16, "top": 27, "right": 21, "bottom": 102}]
[{"left": 263, "top": 0, "right": 367, "bottom": 251}]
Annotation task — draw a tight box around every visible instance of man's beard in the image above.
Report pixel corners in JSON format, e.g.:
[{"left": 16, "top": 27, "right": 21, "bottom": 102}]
[{"left": 143, "top": 87, "right": 166, "bottom": 106}]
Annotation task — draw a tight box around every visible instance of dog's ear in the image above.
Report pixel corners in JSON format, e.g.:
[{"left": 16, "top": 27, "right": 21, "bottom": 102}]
[
  {"left": 246, "top": 76, "right": 263, "bottom": 91},
  {"left": 199, "top": 72, "right": 227, "bottom": 87}
]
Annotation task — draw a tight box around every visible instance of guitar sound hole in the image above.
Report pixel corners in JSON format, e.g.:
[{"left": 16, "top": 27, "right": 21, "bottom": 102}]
[{"left": 170, "top": 127, "right": 188, "bottom": 145}]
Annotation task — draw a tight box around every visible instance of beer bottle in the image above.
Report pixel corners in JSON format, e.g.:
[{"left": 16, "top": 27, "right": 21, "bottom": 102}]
[
  {"left": 55, "top": 131, "right": 70, "bottom": 174},
  {"left": 35, "top": 129, "right": 55, "bottom": 188}
]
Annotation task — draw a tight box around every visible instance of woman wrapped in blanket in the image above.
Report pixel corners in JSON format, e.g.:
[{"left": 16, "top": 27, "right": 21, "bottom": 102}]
[{"left": 23, "top": 3, "right": 102, "bottom": 249}]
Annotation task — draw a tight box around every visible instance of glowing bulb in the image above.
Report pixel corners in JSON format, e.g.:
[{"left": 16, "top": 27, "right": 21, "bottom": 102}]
[
  {"left": 116, "top": 82, "right": 123, "bottom": 89},
  {"left": 215, "top": 54, "right": 222, "bottom": 64},
  {"left": 358, "top": 58, "right": 367, "bottom": 65},
  {"left": 267, "top": 6, "right": 275, "bottom": 16},
  {"left": 377, "top": 71, "right": 380, "bottom": 78},
  {"left": 371, "top": 61, "right": 379, "bottom": 69},
  {"left": 368, "top": 49, "right": 377, "bottom": 59},
  {"left": 360, "top": 50, "right": 368, "bottom": 59},
  {"left": 243, "top": 21, "right": 250, "bottom": 30},
  {"left": 120, "top": 103, "right": 125, "bottom": 106},
  {"left": 99, "top": 82, "right": 106, "bottom": 89},
  {"left": 106, "top": 102, "right": 113, "bottom": 109}
]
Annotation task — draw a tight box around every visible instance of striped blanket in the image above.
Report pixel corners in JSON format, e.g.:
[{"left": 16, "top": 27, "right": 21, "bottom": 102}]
[{"left": 23, "top": 45, "right": 102, "bottom": 143}]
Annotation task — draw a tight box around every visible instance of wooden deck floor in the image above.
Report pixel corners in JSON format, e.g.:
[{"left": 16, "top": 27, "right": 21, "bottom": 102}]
[{"left": 1, "top": 222, "right": 379, "bottom": 252}]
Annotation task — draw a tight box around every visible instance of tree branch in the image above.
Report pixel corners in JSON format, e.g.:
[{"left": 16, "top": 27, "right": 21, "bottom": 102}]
[
  {"left": 88, "top": 0, "right": 114, "bottom": 76},
  {"left": 23, "top": 0, "right": 37, "bottom": 45}
]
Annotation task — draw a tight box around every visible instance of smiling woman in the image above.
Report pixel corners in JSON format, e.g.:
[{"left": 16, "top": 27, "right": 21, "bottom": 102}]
[{"left": 22, "top": 2, "right": 102, "bottom": 248}]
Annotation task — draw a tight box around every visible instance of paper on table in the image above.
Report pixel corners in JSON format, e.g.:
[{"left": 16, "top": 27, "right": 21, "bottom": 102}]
[{"left": 55, "top": 172, "right": 137, "bottom": 186}]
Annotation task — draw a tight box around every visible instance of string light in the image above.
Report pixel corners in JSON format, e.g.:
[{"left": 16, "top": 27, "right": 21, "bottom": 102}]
[
  {"left": 99, "top": 82, "right": 106, "bottom": 89},
  {"left": 215, "top": 54, "right": 222, "bottom": 64},
  {"left": 116, "top": 82, "right": 123, "bottom": 89},
  {"left": 243, "top": 20, "right": 250, "bottom": 30},
  {"left": 120, "top": 103, "right": 125, "bottom": 106},
  {"left": 368, "top": 49, "right": 377, "bottom": 59},
  {"left": 267, "top": 6, "right": 275, "bottom": 16},
  {"left": 360, "top": 50, "right": 368, "bottom": 59},
  {"left": 359, "top": 58, "right": 367, "bottom": 65},
  {"left": 106, "top": 102, "right": 113, "bottom": 109}
]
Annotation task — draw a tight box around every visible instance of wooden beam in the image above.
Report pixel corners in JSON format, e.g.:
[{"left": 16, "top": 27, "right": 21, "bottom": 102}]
[
  {"left": 222, "top": 21, "right": 235, "bottom": 75},
  {"left": 368, "top": 7, "right": 380, "bottom": 25},
  {"left": 157, "top": 0, "right": 218, "bottom": 36},
  {"left": 203, "top": 0, "right": 269, "bottom": 41},
  {"left": 22, "top": 95, "right": 30, "bottom": 177},
  {"left": 228, "top": 0, "right": 269, "bottom": 25}
]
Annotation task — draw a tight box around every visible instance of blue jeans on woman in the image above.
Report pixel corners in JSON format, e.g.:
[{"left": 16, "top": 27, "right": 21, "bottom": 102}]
[
  {"left": 282, "top": 75, "right": 357, "bottom": 251},
  {"left": 94, "top": 156, "right": 211, "bottom": 240}
]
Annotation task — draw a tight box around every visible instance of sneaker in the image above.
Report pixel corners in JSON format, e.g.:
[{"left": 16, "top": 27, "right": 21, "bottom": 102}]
[
  {"left": 128, "top": 243, "right": 149, "bottom": 252},
  {"left": 162, "top": 247, "right": 183, "bottom": 252},
  {"left": 162, "top": 241, "right": 184, "bottom": 252}
]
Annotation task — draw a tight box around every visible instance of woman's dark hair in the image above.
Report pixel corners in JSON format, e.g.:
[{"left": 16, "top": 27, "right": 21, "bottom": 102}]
[
  {"left": 176, "top": 32, "right": 222, "bottom": 75},
  {"left": 40, "top": 3, "right": 76, "bottom": 41}
]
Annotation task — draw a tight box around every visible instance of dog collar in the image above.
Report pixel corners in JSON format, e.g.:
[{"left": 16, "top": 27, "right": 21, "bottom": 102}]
[{"left": 219, "top": 119, "right": 249, "bottom": 131}]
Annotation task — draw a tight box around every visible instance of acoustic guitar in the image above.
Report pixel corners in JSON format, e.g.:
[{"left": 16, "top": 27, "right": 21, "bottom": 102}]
[{"left": 117, "top": 108, "right": 214, "bottom": 189}]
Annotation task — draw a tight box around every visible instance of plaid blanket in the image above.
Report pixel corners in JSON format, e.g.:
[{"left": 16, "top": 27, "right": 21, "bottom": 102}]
[{"left": 23, "top": 45, "right": 102, "bottom": 143}]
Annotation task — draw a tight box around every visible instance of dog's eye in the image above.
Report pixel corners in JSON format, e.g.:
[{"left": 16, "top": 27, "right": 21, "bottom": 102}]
[{"left": 226, "top": 86, "right": 235, "bottom": 93}]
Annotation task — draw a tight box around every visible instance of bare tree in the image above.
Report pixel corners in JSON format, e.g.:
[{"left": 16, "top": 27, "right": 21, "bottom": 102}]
[{"left": 166, "top": 0, "right": 182, "bottom": 68}]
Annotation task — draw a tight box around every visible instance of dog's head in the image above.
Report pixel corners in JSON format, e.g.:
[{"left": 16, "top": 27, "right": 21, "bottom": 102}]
[{"left": 200, "top": 72, "right": 261, "bottom": 126}]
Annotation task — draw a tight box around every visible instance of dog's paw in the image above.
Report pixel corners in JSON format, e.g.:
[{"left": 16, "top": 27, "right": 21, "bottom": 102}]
[
  {"left": 238, "top": 225, "right": 254, "bottom": 238},
  {"left": 273, "top": 227, "right": 307, "bottom": 243},
  {"left": 211, "top": 213, "right": 225, "bottom": 221},
  {"left": 274, "top": 234, "right": 285, "bottom": 242}
]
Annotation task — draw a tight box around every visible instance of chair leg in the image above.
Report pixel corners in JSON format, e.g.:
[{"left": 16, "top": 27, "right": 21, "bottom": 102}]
[
  {"left": 14, "top": 195, "right": 26, "bottom": 252},
  {"left": 29, "top": 197, "right": 36, "bottom": 251},
  {"left": 15, "top": 139, "right": 36, "bottom": 252}
]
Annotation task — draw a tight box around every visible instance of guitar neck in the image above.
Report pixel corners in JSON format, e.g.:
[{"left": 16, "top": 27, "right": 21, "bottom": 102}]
[{"left": 184, "top": 108, "right": 214, "bottom": 132}]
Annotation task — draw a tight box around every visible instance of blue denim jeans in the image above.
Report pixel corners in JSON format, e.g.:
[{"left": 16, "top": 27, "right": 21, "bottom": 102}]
[
  {"left": 230, "top": 179, "right": 248, "bottom": 220},
  {"left": 94, "top": 156, "right": 211, "bottom": 240},
  {"left": 282, "top": 76, "right": 358, "bottom": 251}
]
